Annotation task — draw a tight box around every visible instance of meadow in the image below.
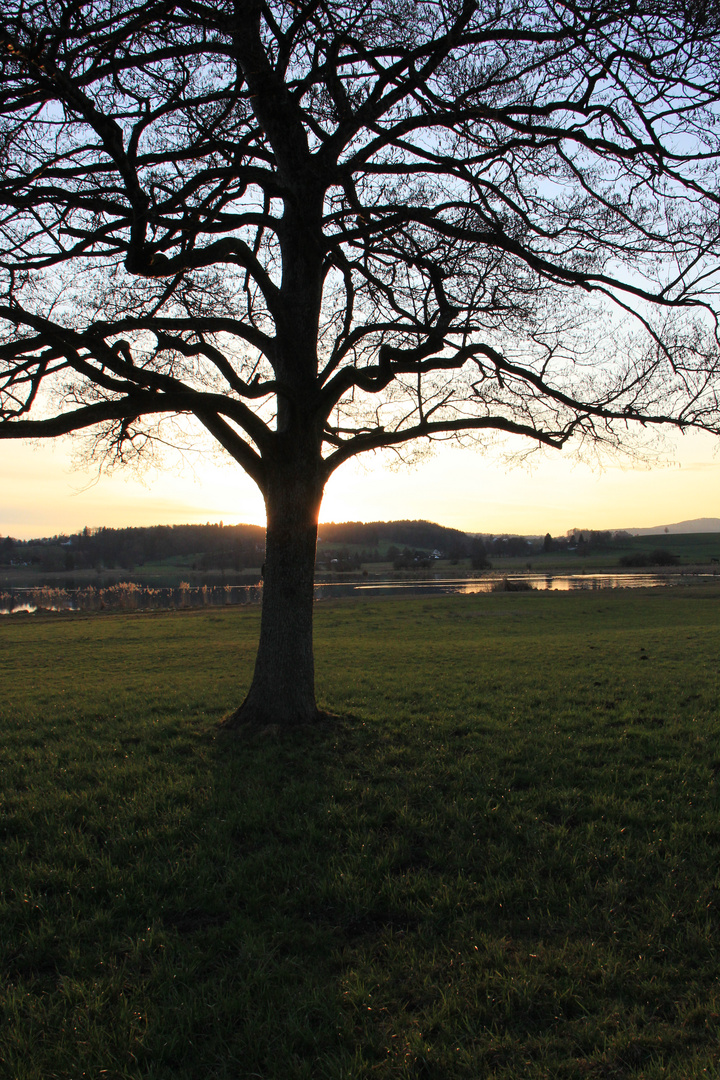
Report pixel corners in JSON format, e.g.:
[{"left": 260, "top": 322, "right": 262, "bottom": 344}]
[{"left": 1, "top": 587, "right": 719, "bottom": 1079}]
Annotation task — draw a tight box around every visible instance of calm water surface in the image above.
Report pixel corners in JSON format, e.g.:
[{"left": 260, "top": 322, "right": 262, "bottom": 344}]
[
  {"left": 1, "top": 572, "right": 717, "bottom": 613},
  {"left": 317, "top": 573, "right": 684, "bottom": 598}
]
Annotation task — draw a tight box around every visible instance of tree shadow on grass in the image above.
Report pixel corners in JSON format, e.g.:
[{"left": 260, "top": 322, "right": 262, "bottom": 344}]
[
  {"left": 4, "top": 701, "right": 720, "bottom": 1079},
  {"left": 139, "top": 709, "right": 720, "bottom": 1079}
]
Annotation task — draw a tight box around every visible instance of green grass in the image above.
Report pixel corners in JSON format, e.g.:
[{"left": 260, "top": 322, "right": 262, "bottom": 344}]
[
  {"left": 627, "top": 532, "right": 720, "bottom": 562},
  {"left": 462, "top": 532, "right": 720, "bottom": 573},
  {"left": 1, "top": 588, "right": 719, "bottom": 1078}
]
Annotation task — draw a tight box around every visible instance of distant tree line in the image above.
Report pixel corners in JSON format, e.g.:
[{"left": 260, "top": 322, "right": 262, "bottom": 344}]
[
  {"left": 0, "top": 521, "right": 679, "bottom": 575},
  {"left": 318, "top": 520, "right": 469, "bottom": 552},
  {"left": 3, "top": 520, "right": 469, "bottom": 574},
  {"left": 315, "top": 520, "right": 474, "bottom": 570},
  {"left": 0, "top": 523, "right": 265, "bottom": 572}
]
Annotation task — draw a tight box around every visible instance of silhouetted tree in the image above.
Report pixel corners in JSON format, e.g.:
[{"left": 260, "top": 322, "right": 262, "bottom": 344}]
[
  {"left": 1, "top": 1, "right": 720, "bottom": 725},
  {"left": 0, "top": 536, "right": 16, "bottom": 564},
  {"left": 447, "top": 537, "right": 469, "bottom": 564},
  {"left": 469, "top": 538, "right": 490, "bottom": 571}
]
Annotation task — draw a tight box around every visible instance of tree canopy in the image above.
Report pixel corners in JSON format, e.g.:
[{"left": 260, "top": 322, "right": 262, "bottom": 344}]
[{"left": 1, "top": 0, "right": 719, "bottom": 722}]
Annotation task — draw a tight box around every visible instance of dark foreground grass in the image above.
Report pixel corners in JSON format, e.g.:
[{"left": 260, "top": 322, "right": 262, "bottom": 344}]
[{"left": 1, "top": 588, "right": 719, "bottom": 1079}]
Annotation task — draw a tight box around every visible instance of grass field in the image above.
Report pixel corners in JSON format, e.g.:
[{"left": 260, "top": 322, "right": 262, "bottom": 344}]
[{"left": 1, "top": 588, "right": 719, "bottom": 1078}]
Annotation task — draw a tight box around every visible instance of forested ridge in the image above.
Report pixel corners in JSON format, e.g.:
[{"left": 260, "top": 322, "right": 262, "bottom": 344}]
[
  {"left": 1, "top": 523, "right": 266, "bottom": 572},
  {"left": 0, "top": 520, "right": 471, "bottom": 571},
  {"left": 2, "top": 523, "right": 715, "bottom": 577},
  {"left": 318, "top": 520, "right": 468, "bottom": 550}
]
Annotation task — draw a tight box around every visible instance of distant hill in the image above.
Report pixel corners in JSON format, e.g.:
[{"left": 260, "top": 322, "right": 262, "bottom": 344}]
[
  {"left": 623, "top": 517, "right": 720, "bottom": 535},
  {"left": 0, "top": 519, "right": 471, "bottom": 573},
  {"left": 317, "top": 519, "right": 468, "bottom": 551},
  {"left": 1, "top": 522, "right": 266, "bottom": 573}
]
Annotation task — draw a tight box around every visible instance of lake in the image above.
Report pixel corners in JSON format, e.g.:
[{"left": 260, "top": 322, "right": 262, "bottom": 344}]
[
  {"left": 314, "top": 572, "right": 706, "bottom": 599},
  {"left": 4, "top": 571, "right": 716, "bottom": 614}
]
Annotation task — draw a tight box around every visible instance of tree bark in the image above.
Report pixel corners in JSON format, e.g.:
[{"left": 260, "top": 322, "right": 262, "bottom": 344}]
[{"left": 226, "top": 465, "right": 323, "bottom": 728}]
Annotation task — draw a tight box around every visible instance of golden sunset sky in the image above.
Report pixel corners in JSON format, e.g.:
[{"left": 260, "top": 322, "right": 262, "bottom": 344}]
[{"left": 2, "top": 424, "right": 718, "bottom": 540}]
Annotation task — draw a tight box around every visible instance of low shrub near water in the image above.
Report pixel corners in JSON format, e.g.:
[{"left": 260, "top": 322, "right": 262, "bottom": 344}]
[
  {"left": 1, "top": 587, "right": 719, "bottom": 1078},
  {"left": 619, "top": 549, "right": 681, "bottom": 568},
  {"left": 492, "top": 576, "right": 535, "bottom": 591}
]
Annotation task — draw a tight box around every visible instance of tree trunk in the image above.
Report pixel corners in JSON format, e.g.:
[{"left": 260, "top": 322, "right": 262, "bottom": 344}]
[{"left": 226, "top": 467, "right": 323, "bottom": 728}]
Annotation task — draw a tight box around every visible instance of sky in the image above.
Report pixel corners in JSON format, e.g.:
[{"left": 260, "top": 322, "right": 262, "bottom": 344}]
[{"left": 2, "top": 426, "right": 718, "bottom": 540}]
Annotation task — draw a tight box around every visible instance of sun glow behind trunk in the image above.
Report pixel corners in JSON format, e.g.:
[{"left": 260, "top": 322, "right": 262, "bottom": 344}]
[{"left": 2, "top": 430, "right": 718, "bottom": 540}]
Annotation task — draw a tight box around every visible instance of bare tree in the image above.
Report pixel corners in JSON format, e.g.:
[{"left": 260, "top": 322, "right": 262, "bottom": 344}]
[{"left": 1, "top": 0, "right": 719, "bottom": 725}]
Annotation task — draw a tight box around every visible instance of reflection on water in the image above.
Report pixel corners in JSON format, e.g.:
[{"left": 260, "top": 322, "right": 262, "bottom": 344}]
[
  {"left": 319, "top": 573, "right": 678, "bottom": 598},
  {"left": 0, "top": 572, "right": 716, "bottom": 613},
  {"left": 361, "top": 573, "right": 674, "bottom": 593},
  {"left": 0, "top": 583, "right": 263, "bottom": 615}
]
